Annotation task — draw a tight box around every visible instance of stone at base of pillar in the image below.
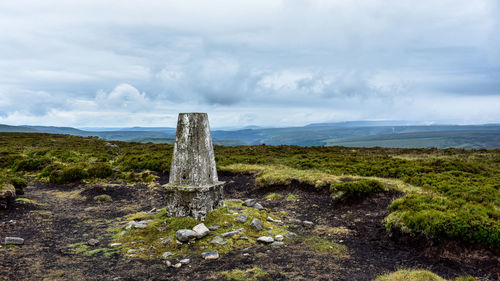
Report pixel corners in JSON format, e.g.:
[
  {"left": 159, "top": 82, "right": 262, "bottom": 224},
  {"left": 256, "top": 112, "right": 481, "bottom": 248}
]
[{"left": 163, "top": 182, "right": 225, "bottom": 221}]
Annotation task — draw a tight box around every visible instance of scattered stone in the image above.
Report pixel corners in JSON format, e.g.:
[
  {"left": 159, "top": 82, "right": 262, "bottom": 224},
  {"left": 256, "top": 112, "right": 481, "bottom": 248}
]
[
  {"left": 250, "top": 218, "right": 263, "bottom": 231},
  {"left": 106, "top": 142, "right": 119, "bottom": 148},
  {"left": 208, "top": 225, "right": 220, "bottom": 231},
  {"left": 84, "top": 207, "right": 95, "bottom": 212},
  {"left": 210, "top": 236, "right": 228, "bottom": 245},
  {"left": 173, "top": 263, "right": 182, "bottom": 269},
  {"left": 289, "top": 218, "right": 302, "bottom": 224},
  {"left": 253, "top": 203, "right": 264, "bottom": 210},
  {"left": 271, "top": 241, "right": 284, "bottom": 247},
  {"left": 221, "top": 228, "right": 245, "bottom": 237},
  {"left": 243, "top": 253, "right": 250, "bottom": 256},
  {"left": 303, "top": 220, "right": 314, "bottom": 227},
  {"left": 284, "top": 232, "right": 297, "bottom": 239},
  {"left": 125, "top": 220, "right": 153, "bottom": 230},
  {"left": 158, "top": 226, "right": 166, "bottom": 232},
  {"left": 126, "top": 249, "right": 137, "bottom": 254},
  {"left": 275, "top": 235, "right": 284, "bottom": 241},
  {"left": 202, "top": 250, "right": 219, "bottom": 260},
  {"left": 165, "top": 260, "right": 172, "bottom": 267},
  {"left": 267, "top": 216, "right": 282, "bottom": 223},
  {"left": 243, "top": 199, "right": 257, "bottom": 207},
  {"left": 4, "top": 237, "right": 24, "bottom": 245},
  {"left": 238, "top": 236, "right": 249, "bottom": 240},
  {"left": 236, "top": 214, "right": 249, "bottom": 223},
  {"left": 241, "top": 247, "right": 252, "bottom": 252},
  {"left": 192, "top": 223, "right": 210, "bottom": 238},
  {"left": 87, "top": 239, "right": 100, "bottom": 246},
  {"left": 179, "top": 258, "right": 190, "bottom": 264},
  {"left": 176, "top": 229, "right": 198, "bottom": 242},
  {"left": 159, "top": 237, "right": 172, "bottom": 244},
  {"left": 109, "top": 243, "right": 122, "bottom": 247},
  {"left": 257, "top": 236, "right": 274, "bottom": 244},
  {"left": 162, "top": 252, "right": 173, "bottom": 259}
]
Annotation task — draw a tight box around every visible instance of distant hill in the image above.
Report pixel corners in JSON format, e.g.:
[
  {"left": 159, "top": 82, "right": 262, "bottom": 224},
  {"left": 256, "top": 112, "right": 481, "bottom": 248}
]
[
  {"left": 0, "top": 124, "right": 38, "bottom": 133},
  {"left": 1, "top": 123, "right": 499, "bottom": 148},
  {"left": 324, "top": 130, "right": 500, "bottom": 149}
]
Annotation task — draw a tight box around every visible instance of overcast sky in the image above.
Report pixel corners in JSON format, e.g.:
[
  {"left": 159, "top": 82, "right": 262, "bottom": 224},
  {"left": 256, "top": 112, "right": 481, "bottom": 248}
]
[{"left": 0, "top": 0, "right": 499, "bottom": 128}]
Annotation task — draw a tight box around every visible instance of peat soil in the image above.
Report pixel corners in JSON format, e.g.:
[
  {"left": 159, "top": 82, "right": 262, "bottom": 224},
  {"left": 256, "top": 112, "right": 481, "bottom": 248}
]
[{"left": 0, "top": 172, "right": 498, "bottom": 281}]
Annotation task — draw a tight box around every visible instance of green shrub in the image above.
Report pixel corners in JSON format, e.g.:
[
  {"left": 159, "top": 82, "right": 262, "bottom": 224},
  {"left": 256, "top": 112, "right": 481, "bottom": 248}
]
[
  {"left": 40, "top": 163, "right": 64, "bottom": 177},
  {"left": 9, "top": 176, "right": 27, "bottom": 195},
  {"left": 12, "top": 157, "right": 51, "bottom": 172},
  {"left": 330, "top": 180, "right": 385, "bottom": 201},
  {"left": 87, "top": 162, "right": 113, "bottom": 179},
  {"left": 49, "top": 166, "right": 89, "bottom": 184},
  {"left": 93, "top": 194, "right": 112, "bottom": 202}
]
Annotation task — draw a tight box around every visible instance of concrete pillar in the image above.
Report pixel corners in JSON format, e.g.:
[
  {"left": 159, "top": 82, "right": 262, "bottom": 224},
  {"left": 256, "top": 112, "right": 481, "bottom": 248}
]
[{"left": 164, "top": 113, "right": 224, "bottom": 220}]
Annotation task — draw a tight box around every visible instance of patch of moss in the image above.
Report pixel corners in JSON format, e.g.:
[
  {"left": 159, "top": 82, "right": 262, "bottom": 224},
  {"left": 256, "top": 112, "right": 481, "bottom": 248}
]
[
  {"left": 93, "top": 194, "right": 113, "bottom": 202},
  {"left": 220, "top": 267, "right": 269, "bottom": 281},
  {"left": 265, "top": 193, "right": 282, "bottom": 200},
  {"left": 9, "top": 176, "right": 27, "bottom": 195},
  {"left": 375, "top": 269, "right": 478, "bottom": 281},
  {"left": 301, "top": 236, "right": 348, "bottom": 257},
  {"left": 285, "top": 193, "right": 299, "bottom": 202},
  {"left": 330, "top": 180, "right": 386, "bottom": 201},
  {"left": 108, "top": 201, "right": 289, "bottom": 259}
]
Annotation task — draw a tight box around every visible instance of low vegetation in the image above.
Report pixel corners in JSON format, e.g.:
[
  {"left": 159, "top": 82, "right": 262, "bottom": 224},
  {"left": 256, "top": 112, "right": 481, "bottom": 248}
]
[
  {"left": 219, "top": 267, "right": 269, "bottom": 281},
  {"left": 0, "top": 133, "right": 498, "bottom": 248},
  {"left": 375, "top": 269, "right": 477, "bottom": 281}
]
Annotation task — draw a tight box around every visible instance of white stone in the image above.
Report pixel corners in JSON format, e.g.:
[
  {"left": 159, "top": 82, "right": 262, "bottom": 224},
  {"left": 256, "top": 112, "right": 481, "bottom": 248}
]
[
  {"left": 257, "top": 236, "right": 274, "bottom": 243},
  {"left": 192, "top": 223, "right": 210, "bottom": 238}
]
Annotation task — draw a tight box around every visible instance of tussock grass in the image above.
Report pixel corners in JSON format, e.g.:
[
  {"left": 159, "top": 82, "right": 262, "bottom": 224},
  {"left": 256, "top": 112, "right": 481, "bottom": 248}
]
[{"left": 375, "top": 269, "right": 478, "bottom": 281}]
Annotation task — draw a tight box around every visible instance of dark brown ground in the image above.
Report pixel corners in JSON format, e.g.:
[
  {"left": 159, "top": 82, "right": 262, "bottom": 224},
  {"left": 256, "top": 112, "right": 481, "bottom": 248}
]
[{"left": 0, "top": 172, "right": 498, "bottom": 281}]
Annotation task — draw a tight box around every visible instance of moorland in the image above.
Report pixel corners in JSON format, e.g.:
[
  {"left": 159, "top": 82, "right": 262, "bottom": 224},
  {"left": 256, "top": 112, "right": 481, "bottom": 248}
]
[{"left": 0, "top": 133, "right": 499, "bottom": 280}]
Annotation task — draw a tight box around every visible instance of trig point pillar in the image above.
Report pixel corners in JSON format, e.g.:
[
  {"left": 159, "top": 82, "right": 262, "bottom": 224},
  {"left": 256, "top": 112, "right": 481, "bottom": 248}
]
[{"left": 164, "top": 113, "right": 224, "bottom": 220}]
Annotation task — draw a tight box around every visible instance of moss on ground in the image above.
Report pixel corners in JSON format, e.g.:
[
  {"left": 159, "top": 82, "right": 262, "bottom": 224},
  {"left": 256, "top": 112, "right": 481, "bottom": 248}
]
[
  {"left": 375, "top": 269, "right": 478, "bottom": 281},
  {"left": 219, "top": 267, "right": 269, "bottom": 281},
  {"left": 106, "top": 201, "right": 292, "bottom": 260},
  {"left": 301, "top": 236, "right": 348, "bottom": 257}
]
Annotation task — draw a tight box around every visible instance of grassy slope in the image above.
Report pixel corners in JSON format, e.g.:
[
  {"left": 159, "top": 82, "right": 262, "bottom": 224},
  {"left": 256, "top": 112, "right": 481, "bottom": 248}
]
[{"left": 1, "top": 132, "right": 499, "bottom": 247}]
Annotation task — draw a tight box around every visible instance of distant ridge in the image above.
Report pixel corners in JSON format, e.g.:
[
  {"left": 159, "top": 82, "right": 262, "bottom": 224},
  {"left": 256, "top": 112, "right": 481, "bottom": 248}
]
[{"left": 1, "top": 123, "right": 499, "bottom": 148}]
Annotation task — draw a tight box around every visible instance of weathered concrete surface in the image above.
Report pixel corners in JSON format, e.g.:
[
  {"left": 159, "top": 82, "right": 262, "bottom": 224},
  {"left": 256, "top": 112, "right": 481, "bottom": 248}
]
[
  {"left": 169, "top": 113, "right": 219, "bottom": 186},
  {"left": 164, "top": 113, "right": 224, "bottom": 220}
]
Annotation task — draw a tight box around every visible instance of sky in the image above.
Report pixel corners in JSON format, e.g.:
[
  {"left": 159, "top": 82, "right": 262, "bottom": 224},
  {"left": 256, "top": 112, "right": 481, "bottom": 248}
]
[{"left": 0, "top": 0, "right": 499, "bottom": 128}]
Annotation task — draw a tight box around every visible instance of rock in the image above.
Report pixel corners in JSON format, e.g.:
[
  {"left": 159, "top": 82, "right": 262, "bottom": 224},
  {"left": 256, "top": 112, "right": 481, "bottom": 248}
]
[
  {"left": 179, "top": 258, "right": 190, "bottom": 264},
  {"left": 289, "top": 218, "right": 302, "bottom": 224},
  {"left": 176, "top": 229, "right": 198, "bottom": 242},
  {"left": 208, "top": 225, "right": 220, "bottom": 231},
  {"left": 209, "top": 236, "right": 227, "bottom": 245},
  {"left": 125, "top": 220, "right": 153, "bottom": 230},
  {"left": 109, "top": 243, "right": 122, "bottom": 247},
  {"left": 202, "top": 250, "right": 219, "bottom": 260},
  {"left": 84, "top": 207, "right": 95, "bottom": 212},
  {"left": 267, "top": 216, "right": 282, "bottom": 223},
  {"left": 249, "top": 218, "right": 263, "bottom": 231},
  {"left": 253, "top": 203, "right": 264, "bottom": 210},
  {"left": 271, "top": 241, "right": 284, "bottom": 247},
  {"left": 165, "top": 260, "right": 172, "bottom": 267},
  {"left": 303, "top": 220, "right": 314, "bottom": 227},
  {"left": 173, "top": 263, "right": 182, "bottom": 269},
  {"left": 159, "top": 237, "right": 172, "bottom": 244},
  {"left": 192, "top": 223, "right": 210, "bottom": 238},
  {"left": 221, "top": 228, "right": 245, "bottom": 237},
  {"left": 4, "top": 237, "right": 24, "bottom": 245},
  {"left": 126, "top": 249, "right": 137, "bottom": 254},
  {"left": 0, "top": 184, "right": 15, "bottom": 209},
  {"left": 284, "top": 232, "right": 297, "bottom": 239},
  {"left": 238, "top": 236, "right": 249, "bottom": 240},
  {"left": 87, "top": 239, "right": 100, "bottom": 246},
  {"left": 257, "top": 236, "right": 274, "bottom": 243},
  {"left": 275, "top": 235, "right": 284, "bottom": 241},
  {"left": 158, "top": 227, "right": 166, "bottom": 232},
  {"left": 243, "top": 199, "right": 257, "bottom": 207},
  {"left": 227, "top": 199, "right": 243, "bottom": 203},
  {"left": 236, "top": 214, "right": 249, "bottom": 223},
  {"left": 162, "top": 252, "right": 173, "bottom": 259}
]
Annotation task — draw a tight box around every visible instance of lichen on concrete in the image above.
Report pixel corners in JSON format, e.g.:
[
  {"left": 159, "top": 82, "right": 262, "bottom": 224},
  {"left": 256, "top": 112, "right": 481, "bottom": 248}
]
[{"left": 164, "top": 113, "right": 225, "bottom": 220}]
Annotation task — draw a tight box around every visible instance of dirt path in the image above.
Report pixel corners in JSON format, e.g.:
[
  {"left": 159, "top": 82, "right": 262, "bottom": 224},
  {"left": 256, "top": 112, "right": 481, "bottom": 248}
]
[{"left": 1, "top": 173, "right": 498, "bottom": 281}]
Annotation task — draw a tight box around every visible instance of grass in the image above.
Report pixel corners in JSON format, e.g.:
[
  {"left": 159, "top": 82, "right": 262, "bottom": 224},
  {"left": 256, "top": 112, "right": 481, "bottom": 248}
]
[{"left": 265, "top": 193, "right": 282, "bottom": 200}]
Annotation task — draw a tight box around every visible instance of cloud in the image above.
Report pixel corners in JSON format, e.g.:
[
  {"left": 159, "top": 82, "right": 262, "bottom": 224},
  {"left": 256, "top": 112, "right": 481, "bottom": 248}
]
[{"left": 0, "top": 0, "right": 499, "bottom": 127}]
